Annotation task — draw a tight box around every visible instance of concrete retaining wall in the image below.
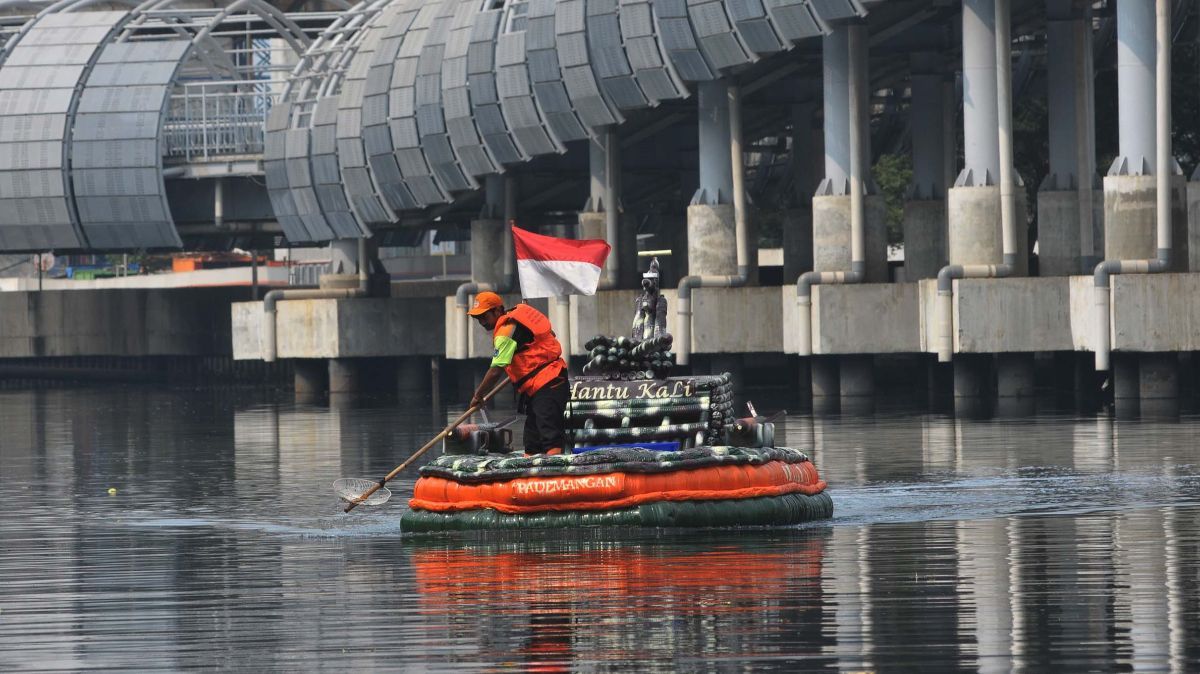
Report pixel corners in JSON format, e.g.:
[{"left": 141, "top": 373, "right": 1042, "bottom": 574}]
[
  {"left": 570, "top": 287, "right": 780, "bottom": 355},
  {"left": 1111, "top": 273, "right": 1200, "bottom": 351},
  {"left": 220, "top": 273, "right": 1200, "bottom": 362},
  {"left": 0, "top": 288, "right": 240, "bottom": 358},
  {"left": 234, "top": 296, "right": 446, "bottom": 360},
  {"left": 692, "top": 286, "right": 781, "bottom": 353},
  {"left": 0, "top": 266, "right": 289, "bottom": 292},
  {"left": 954, "top": 277, "right": 1075, "bottom": 353},
  {"left": 811, "top": 284, "right": 921, "bottom": 354}
]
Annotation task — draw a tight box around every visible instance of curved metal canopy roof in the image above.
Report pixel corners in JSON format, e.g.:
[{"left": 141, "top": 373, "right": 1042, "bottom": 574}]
[
  {"left": 0, "top": 0, "right": 871, "bottom": 251},
  {"left": 0, "top": 0, "right": 312, "bottom": 251},
  {"left": 267, "top": 0, "right": 866, "bottom": 243}
]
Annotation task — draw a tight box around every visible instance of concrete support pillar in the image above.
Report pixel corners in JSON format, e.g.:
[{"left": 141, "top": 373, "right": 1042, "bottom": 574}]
[
  {"left": 1072, "top": 351, "right": 1098, "bottom": 401},
  {"left": 813, "top": 24, "right": 886, "bottom": 281},
  {"left": 688, "top": 80, "right": 737, "bottom": 277},
  {"left": 662, "top": 189, "right": 689, "bottom": 285},
  {"left": 813, "top": 194, "right": 888, "bottom": 280},
  {"left": 953, "top": 353, "right": 991, "bottom": 398},
  {"left": 686, "top": 203, "right": 737, "bottom": 276},
  {"left": 948, "top": 186, "right": 1028, "bottom": 273},
  {"left": 948, "top": 0, "right": 1028, "bottom": 276},
  {"left": 782, "top": 207, "right": 814, "bottom": 281},
  {"left": 795, "top": 357, "right": 812, "bottom": 404},
  {"left": 902, "top": 200, "right": 947, "bottom": 280},
  {"left": 1103, "top": 0, "right": 1186, "bottom": 269},
  {"left": 1039, "top": 190, "right": 1103, "bottom": 276},
  {"left": 1051, "top": 351, "right": 1077, "bottom": 394},
  {"left": 840, "top": 355, "right": 874, "bottom": 397},
  {"left": 783, "top": 103, "right": 817, "bottom": 282},
  {"left": 996, "top": 353, "right": 1035, "bottom": 397},
  {"left": 903, "top": 53, "right": 948, "bottom": 280},
  {"left": 942, "top": 78, "right": 957, "bottom": 196},
  {"left": 583, "top": 128, "right": 637, "bottom": 286},
  {"left": 811, "top": 356, "right": 839, "bottom": 398},
  {"left": 484, "top": 173, "right": 505, "bottom": 217},
  {"left": 587, "top": 135, "right": 608, "bottom": 211},
  {"left": 454, "top": 360, "right": 485, "bottom": 401},
  {"left": 328, "top": 239, "right": 360, "bottom": 275},
  {"left": 910, "top": 57, "right": 945, "bottom": 200},
  {"left": 1187, "top": 352, "right": 1200, "bottom": 399},
  {"left": 1038, "top": 3, "right": 1101, "bottom": 276},
  {"left": 577, "top": 211, "right": 605, "bottom": 241},
  {"left": 1112, "top": 353, "right": 1139, "bottom": 400},
  {"left": 470, "top": 175, "right": 507, "bottom": 285},
  {"left": 548, "top": 294, "right": 571, "bottom": 358},
  {"left": 820, "top": 27, "right": 851, "bottom": 196},
  {"left": 696, "top": 80, "right": 733, "bottom": 205},
  {"left": 396, "top": 355, "right": 426, "bottom": 394},
  {"left": 294, "top": 359, "right": 326, "bottom": 396},
  {"left": 469, "top": 218, "right": 505, "bottom": 285},
  {"left": 1044, "top": 4, "right": 1081, "bottom": 188},
  {"left": 328, "top": 358, "right": 360, "bottom": 394},
  {"left": 1102, "top": 175, "right": 1188, "bottom": 269},
  {"left": 1139, "top": 353, "right": 1178, "bottom": 400},
  {"left": 1190, "top": 176, "right": 1200, "bottom": 271},
  {"left": 960, "top": 0, "right": 999, "bottom": 186},
  {"left": 1114, "top": 0, "right": 1156, "bottom": 175},
  {"left": 928, "top": 360, "right": 953, "bottom": 409}
]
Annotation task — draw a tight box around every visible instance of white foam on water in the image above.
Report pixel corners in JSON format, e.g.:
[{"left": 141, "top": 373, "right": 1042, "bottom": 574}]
[
  {"left": 103, "top": 507, "right": 405, "bottom": 539},
  {"left": 826, "top": 469, "right": 1200, "bottom": 527}
]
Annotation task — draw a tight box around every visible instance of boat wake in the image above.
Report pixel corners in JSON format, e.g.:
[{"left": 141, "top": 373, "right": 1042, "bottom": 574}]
[
  {"left": 828, "top": 469, "right": 1200, "bottom": 527},
  {"left": 108, "top": 507, "right": 404, "bottom": 538}
]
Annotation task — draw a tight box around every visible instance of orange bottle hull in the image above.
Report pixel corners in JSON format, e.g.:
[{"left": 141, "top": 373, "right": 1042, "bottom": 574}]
[{"left": 410, "top": 460, "right": 827, "bottom": 515}]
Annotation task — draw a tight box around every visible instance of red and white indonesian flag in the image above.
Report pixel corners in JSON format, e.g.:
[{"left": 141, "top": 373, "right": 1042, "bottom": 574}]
[{"left": 512, "top": 226, "right": 611, "bottom": 298}]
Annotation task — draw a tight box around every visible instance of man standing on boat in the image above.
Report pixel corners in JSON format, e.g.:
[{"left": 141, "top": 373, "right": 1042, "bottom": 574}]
[{"left": 467, "top": 291, "right": 568, "bottom": 456}]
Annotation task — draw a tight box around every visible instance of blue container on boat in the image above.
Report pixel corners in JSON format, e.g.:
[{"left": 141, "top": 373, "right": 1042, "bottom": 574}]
[{"left": 573, "top": 441, "right": 680, "bottom": 453}]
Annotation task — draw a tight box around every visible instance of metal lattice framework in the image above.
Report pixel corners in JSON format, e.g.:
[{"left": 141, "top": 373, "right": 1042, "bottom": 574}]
[
  {"left": 266, "top": 0, "right": 387, "bottom": 241},
  {"left": 0, "top": 0, "right": 313, "bottom": 252},
  {"left": 0, "top": 0, "right": 869, "bottom": 251},
  {"left": 266, "top": 0, "right": 865, "bottom": 244}
]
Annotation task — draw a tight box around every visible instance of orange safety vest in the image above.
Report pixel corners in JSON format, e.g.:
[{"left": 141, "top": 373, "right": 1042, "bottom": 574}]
[{"left": 494, "top": 303, "right": 565, "bottom": 396}]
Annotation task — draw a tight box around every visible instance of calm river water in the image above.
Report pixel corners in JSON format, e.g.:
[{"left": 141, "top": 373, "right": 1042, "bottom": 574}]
[{"left": 2, "top": 385, "right": 1199, "bottom": 672}]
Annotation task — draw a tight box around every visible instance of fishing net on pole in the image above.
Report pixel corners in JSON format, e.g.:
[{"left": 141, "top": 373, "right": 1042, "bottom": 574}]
[{"left": 333, "top": 478, "right": 392, "bottom": 507}]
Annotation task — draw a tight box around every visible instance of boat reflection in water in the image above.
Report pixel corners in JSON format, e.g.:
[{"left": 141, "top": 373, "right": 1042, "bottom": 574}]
[{"left": 409, "top": 529, "right": 830, "bottom": 671}]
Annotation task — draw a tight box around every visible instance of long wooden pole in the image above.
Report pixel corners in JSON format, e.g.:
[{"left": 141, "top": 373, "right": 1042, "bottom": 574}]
[{"left": 343, "top": 377, "right": 510, "bottom": 513}]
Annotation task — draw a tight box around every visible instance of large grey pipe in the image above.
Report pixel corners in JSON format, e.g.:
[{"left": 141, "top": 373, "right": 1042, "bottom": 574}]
[
  {"left": 796, "top": 23, "right": 867, "bottom": 356},
  {"left": 552, "top": 159, "right": 573, "bottom": 357},
  {"left": 263, "top": 238, "right": 369, "bottom": 362},
  {"left": 677, "top": 83, "right": 750, "bottom": 366},
  {"left": 1093, "top": 0, "right": 1172, "bottom": 371},
  {"left": 934, "top": 0, "right": 1018, "bottom": 362}
]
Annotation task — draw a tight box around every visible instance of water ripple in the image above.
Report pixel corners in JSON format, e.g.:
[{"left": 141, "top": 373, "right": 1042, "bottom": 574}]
[{"left": 2, "top": 387, "right": 1200, "bottom": 672}]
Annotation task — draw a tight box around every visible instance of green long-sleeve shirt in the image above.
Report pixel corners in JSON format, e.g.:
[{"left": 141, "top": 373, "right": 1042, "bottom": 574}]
[{"left": 490, "top": 320, "right": 533, "bottom": 368}]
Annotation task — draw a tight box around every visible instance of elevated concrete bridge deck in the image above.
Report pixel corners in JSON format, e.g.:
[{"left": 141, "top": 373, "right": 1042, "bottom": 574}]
[
  {"left": 230, "top": 270, "right": 1200, "bottom": 369},
  {"left": 4, "top": 0, "right": 1200, "bottom": 411}
]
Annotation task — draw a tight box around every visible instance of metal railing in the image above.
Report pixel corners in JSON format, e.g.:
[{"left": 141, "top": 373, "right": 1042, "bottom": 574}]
[
  {"left": 288, "top": 261, "right": 329, "bottom": 287},
  {"left": 163, "top": 83, "right": 280, "bottom": 161}
]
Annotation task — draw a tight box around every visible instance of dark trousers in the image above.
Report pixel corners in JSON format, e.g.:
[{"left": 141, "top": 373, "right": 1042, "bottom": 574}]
[{"left": 521, "top": 375, "right": 568, "bottom": 453}]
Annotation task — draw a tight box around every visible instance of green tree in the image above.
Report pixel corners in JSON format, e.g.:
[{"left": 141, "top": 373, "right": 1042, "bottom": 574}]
[{"left": 871, "top": 154, "right": 912, "bottom": 245}]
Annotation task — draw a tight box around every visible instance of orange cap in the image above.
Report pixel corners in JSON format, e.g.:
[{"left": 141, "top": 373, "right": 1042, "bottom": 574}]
[{"left": 467, "top": 291, "right": 504, "bottom": 316}]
